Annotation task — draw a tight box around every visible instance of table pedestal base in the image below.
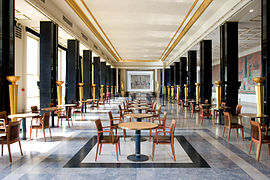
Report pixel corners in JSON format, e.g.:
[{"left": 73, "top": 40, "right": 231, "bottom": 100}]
[
  {"left": 130, "top": 137, "right": 147, "bottom": 142},
  {"left": 127, "top": 154, "right": 149, "bottom": 162}
]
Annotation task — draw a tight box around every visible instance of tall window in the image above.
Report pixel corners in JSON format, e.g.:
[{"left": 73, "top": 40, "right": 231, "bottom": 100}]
[
  {"left": 58, "top": 48, "right": 66, "bottom": 104},
  {"left": 26, "top": 35, "right": 40, "bottom": 110}
]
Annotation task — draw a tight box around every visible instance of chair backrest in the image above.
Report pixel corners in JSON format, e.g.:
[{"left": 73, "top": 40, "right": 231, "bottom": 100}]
[
  {"left": 67, "top": 107, "right": 72, "bottom": 118},
  {"left": 161, "top": 112, "right": 167, "bottom": 126},
  {"left": 48, "top": 103, "right": 54, "bottom": 107},
  {"left": 0, "top": 111, "right": 8, "bottom": 128},
  {"left": 190, "top": 103, "right": 194, "bottom": 111},
  {"left": 42, "top": 112, "right": 50, "bottom": 128},
  {"left": 6, "top": 120, "right": 21, "bottom": 142},
  {"left": 157, "top": 105, "right": 161, "bottom": 115},
  {"left": 153, "top": 103, "right": 157, "bottom": 111},
  {"left": 170, "top": 120, "right": 176, "bottom": 142},
  {"left": 223, "top": 112, "right": 232, "bottom": 127},
  {"left": 221, "top": 102, "right": 226, "bottom": 107},
  {"left": 70, "top": 100, "right": 75, "bottom": 104},
  {"left": 236, "top": 104, "right": 242, "bottom": 115},
  {"left": 118, "top": 105, "right": 124, "bottom": 120},
  {"left": 108, "top": 111, "right": 114, "bottom": 126},
  {"left": 199, "top": 105, "right": 203, "bottom": 115},
  {"left": 95, "top": 119, "right": 103, "bottom": 140},
  {"left": 250, "top": 120, "right": 261, "bottom": 141},
  {"left": 123, "top": 102, "right": 126, "bottom": 109},
  {"left": 31, "top": 106, "right": 39, "bottom": 113}
]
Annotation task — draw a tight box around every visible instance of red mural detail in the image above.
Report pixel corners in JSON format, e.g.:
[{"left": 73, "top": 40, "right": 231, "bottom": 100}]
[{"left": 212, "top": 51, "right": 261, "bottom": 94}]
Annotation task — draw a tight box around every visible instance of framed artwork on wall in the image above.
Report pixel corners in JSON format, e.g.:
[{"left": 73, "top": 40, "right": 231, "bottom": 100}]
[{"left": 127, "top": 71, "right": 154, "bottom": 92}]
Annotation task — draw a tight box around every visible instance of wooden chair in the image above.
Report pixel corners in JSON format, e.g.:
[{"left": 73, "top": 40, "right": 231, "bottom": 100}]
[
  {"left": 249, "top": 120, "right": 270, "bottom": 161},
  {"left": 30, "top": 106, "right": 42, "bottom": 123},
  {"left": 223, "top": 112, "right": 244, "bottom": 141},
  {"left": 0, "top": 120, "right": 23, "bottom": 162},
  {"left": 108, "top": 111, "right": 126, "bottom": 140},
  {"left": 151, "top": 105, "right": 162, "bottom": 123},
  {"left": 147, "top": 102, "right": 157, "bottom": 114},
  {"left": 199, "top": 105, "right": 212, "bottom": 125},
  {"left": 123, "top": 102, "right": 133, "bottom": 114},
  {"left": 152, "top": 119, "right": 176, "bottom": 161},
  {"left": 150, "top": 112, "right": 167, "bottom": 140},
  {"left": 30, "top": 112, "right": 52, "bottom": 142},
  {"left": 73, "top": 105, "right": 84, "bottom": 120},
  {"left": 190, "top": 103, "right": 199, "bottom": 116},
  {"left": 99, "top": 98, "right": 106, "bottom": 109},
  {"left": 57, "top": 107, "right": 73, "bottom": 127},
  {"left": 118, "top": 105, "right": 131, "bottom": 122},
  {"left": 48, "top": 103, "right": 54, "bottom": 107},
  {"left": 0, "top": 111, "right": 8, "bottom": 133},
  {"left": 91, "top": 100, "right": 99, "bottom": 109},
  {"left": 95, "top": 119, "right": 120, "bottom": 161}
]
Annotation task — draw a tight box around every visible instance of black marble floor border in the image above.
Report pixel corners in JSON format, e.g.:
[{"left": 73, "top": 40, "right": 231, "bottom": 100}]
[{"left": 64, "top": 135, "right": 210, "bottom": 168}]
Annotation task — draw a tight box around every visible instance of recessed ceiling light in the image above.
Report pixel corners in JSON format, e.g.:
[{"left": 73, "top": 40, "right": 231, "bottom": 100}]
[{"left": 249, "top": 9, "right": 254, "bottom": 13}]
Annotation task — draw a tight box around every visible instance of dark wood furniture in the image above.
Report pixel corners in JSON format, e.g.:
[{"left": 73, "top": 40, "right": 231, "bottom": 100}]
[
  {"left": 30, "top": 112, "right": 52, "bottom": 142},
  {"left": 152, "top": 119, "right": 176, "bottom": 161},
  {"left": 73, "top": 105, "right": 84, "bottom": 120},
  {"left": 150, "top": 112, "right": 167, "bottom": 141},
  {"left": 223, "top": 112, "right": 244, "bottom": 141},
  {"left": 57, "top": 107, "right": 73, "bottom": 127},
  {"left": 0, "top": 111, "right": 8, "bottom": 133},
  {"left": 249, "top": 120, "right": 270, "bottom": 161},
  {"left": 95, "top": 119, "right": 120, "bottom": 161},
  {"left": 0, "top": 120, "right": 23, "bottom": 162},
  {"left": 199, "top": 105, "right": 212, "bottom": 125}
]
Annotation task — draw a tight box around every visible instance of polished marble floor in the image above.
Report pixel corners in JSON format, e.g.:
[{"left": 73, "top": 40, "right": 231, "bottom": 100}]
[{"left": 1, "top": 97, "right": 270, "bottom": 179}]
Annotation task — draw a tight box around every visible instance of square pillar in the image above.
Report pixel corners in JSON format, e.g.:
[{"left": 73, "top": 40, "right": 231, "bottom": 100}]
[{"left": 188, "top": 51, "right": 197, "bottom": 100}]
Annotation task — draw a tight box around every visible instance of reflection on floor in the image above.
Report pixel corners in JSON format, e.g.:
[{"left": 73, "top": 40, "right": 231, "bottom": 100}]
[{"left": 0, "top": 97, "right": 270, "bottom": 179}]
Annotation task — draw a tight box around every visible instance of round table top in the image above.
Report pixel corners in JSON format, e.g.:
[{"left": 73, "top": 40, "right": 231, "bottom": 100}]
[
  {"left": 131, "top": 103, "right": 149, "bottom": 106},
  {"left": 57, "top": 104, "right": 76, "bottom": 107},
  {"left": 130, "top": 106, "right": 150, "bottom": 110},
  {"left": 86, "top": 99, "right": 99, "bottom": 102},
  {"left": 118, "top": 122, "right": 158, "bottom": 130},
  {"left": 8, "top": 113, "right": 40, "bottom": 119},
  {"left": 41, "top": 107, "right": 62, "bottom": 111},
  {"left": 124, "top": 113, "right": 153, "bottom": 119}
]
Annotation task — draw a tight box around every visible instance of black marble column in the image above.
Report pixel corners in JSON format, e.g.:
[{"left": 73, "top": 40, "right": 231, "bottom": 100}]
[
  {"left": 111, "top": 68, "right": 115, "bottom": 95},
  {"left": 93, "top": 57, "right": 100, "bottom": 99},
  {"left": 200, "top": 40, "right": 212, "bottom": 102},
  {"left": 170, "top": 65, "right": 175, "bottom": 86},
  {"left": 66, "top": 39, "right": 79, "bottom": 103},
  {"left": 220, "top": 25, "right": 226, "bottom": 102},
  {"left": 105, "top": 65, "right": 111, "bottom": 94},
  {"left": 174, "top": 62, "right": 180, "bottom": 86},
  {"left": 221, "top": 22, "right": 239, "bottom": 114},
  {"left": 0, "top": 0, "right": 14, "bottom": 113},
  {"left": 180, "top": 57, "right": 187, "bottom": 99},
  {"left": 100, "top": 62, "right": 106, "bottom": 86},
  {"left": 76, "top": 56, "right": 82, "bottom": 101},
  {"left": 188, "top": 51, "right": 197, "bottom": 100},
  {"left": 262, "top": 0, "right": 270, "bottom": 115},
  {"left": 112, "top": 68, "right": 116, "bottom": 86},
  {"left": 83, "top": 50, "right": 91, "bottom": 99},
  {"left": 40, "top": 22, "right": 58, "bottom": 108}
]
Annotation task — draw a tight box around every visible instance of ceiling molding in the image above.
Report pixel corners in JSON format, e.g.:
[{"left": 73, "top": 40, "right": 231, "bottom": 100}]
[
  {"left": 159, "top": 0, "right": 199, "bottom": 60},
  {"left": 161, "top": 0, "right": 213, "bottom": 62},
  {"left": 65, "top": 0, "right": 121, "bottom": 62},
  {"left": 120, "top": 59, "right": 160, "bottom": 63},
  {"left": 80, "top": 0, "right": 122, "bottom": 60}
]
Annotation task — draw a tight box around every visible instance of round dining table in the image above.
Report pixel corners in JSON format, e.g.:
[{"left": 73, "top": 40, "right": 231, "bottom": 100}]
[
  {"left": 8, "top": 113, "right": 39, "bottom": 140},
  {"left": 129, "top": 106, "right": 150, "bottom": 113},
  {"left": 41, "top": 107, "right": 62, "bottom": 127},
  {"left": 119, "top": 122, "right": 158, "bottom": 162}
]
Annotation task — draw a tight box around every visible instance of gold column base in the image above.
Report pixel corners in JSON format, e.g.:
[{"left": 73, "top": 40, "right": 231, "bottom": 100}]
[
  {"left": 92, "top": 84, "right": 96, "bottom": 100},
  {"left": 7, "top": 76, "right": 20, "bottom": 121},
  {"left": 100, "top": 85, "right": 104, "bottom": 101},
  {"left": 215, "top": 81, "right": 222, "bottom": 108},
  {"left": 184, "top": 84, "right": 188, "bottom": 103},
  {"left": 78, "top": 83, "right": 84, "bottom": 106},
  {"left": 195, "top": 83, "right": 200, "bottom": 104},
  {"left": 56, "top": 81, "right": 64, "bottom": 105},
  {"left": 253, "top": 77, "right": 265, "bottom": 117}
]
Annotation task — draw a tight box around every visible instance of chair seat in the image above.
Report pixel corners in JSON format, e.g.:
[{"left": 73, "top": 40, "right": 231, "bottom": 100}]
[
  {"left": 261, "top": 135, "right": 270, "bottom": 143},
  {"left": 31, "top": 125, "right": 42, "bottom": 128},
  {"left": 58, "top": 115, "right": 68, "bottom": 118},
  {"left": 100, "top": 136, "right": 119, "bottom": 143},
  {"left": 0, "top": 136, "right": 7, "bottom": 143},
  {"left": 153, "top": 136, "right": 171, "bottom": 143},
  {"left": 231, "top": 123, "right": 243, "bottom": 128}
]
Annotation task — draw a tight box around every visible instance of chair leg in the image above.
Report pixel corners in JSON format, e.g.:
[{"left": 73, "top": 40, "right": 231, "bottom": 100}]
[
  {"left": 228, "top": 128, "right": 231, "bottom": 141},
  {"left": 30, "top": 127, "right": 32, "bottom": 140},
  {"left": 152, "top": 143, "right": 156, "bottom": 160},
  {"left": 18, "top": 141, "right": 23, "bottom": 156},
  {"left": 222, "top": 127, "right": 226, "bottom": 138},
  {"left": 1, "top": 144, "right": 3, "bottom": 156},
  {"left": 7, "top": 144, "right": 12, "bottom": 163},
  {"left": 67, "top": 118, "right": 70, "bottom": 128},
  {"left": 241, "top": 128, "right": 244, "bottom": 141},
  {"left": 36, "top": 129, "right": 38, "bottom": 138},
  {"left": 257, "top": 143, "right": 262, "bottom": 161},
  {"left": 149, "top": 130, "right": 152, "bottom": 141},
  {"left": 171, "top": 143, "right": 176, "bottom": 162},
  {"left": 99, "top": 144, "right": 102, "bottom": 155},
  {"left": 118, "top": 141, "right": 121, "bottom": 155},
  {"left": 236, "top": 128, "right": 238, "bottom": 138},
  {"left": 115, "top": 143, "right": 119, "bottom": 161},
  {"left": 123, "top": 129, "right": 126, "bottom": 141},
  {"left": 49, "top": 127, "right": 52, "bottom": 139},
  {"left": 249, "top": 140, "right": 253, "bottom": 155},
  {"left": 95, "top": 143, "right": 99, "bottom": 161},
  {"left": 43, "top": 129, "right": 46, "bottom": 142}
]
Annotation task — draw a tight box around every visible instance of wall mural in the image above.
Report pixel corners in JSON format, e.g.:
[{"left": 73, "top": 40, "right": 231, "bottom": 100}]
[
  {"left": 127, "top": 71, "right": 153, "bottom": 92},
  {"left": 131, "top": 75, "right": 150, "bottom": 89},
  {"left": 212, "top": 51, "right": 261, "bottom": 94}
]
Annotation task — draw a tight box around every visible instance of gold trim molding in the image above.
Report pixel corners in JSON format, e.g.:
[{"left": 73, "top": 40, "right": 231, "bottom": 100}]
[{"left": 120, "top": 59, "right": 160, "bottom": 63}]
